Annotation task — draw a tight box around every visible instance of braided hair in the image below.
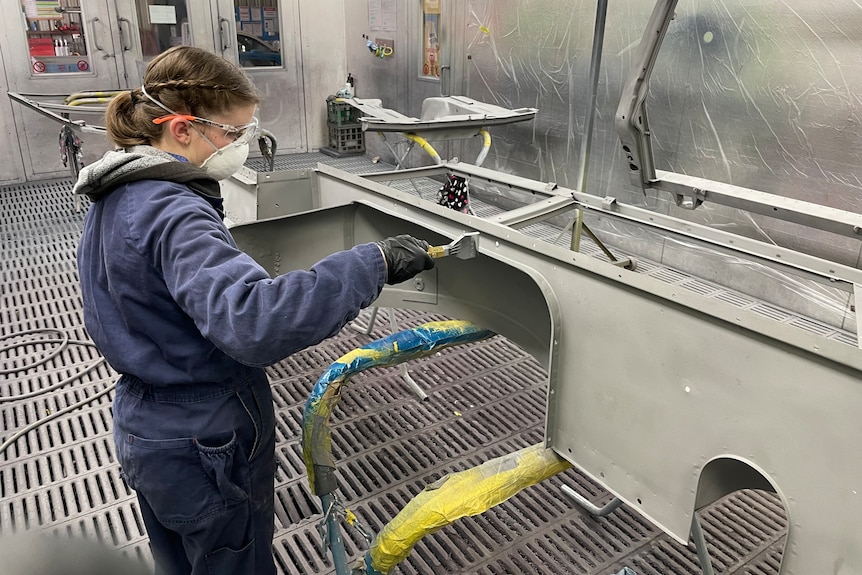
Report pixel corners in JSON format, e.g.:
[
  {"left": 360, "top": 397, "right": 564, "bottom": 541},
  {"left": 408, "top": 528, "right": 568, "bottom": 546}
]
[{"left": 105, "top": 46, "right": 261, "bottom": 148}]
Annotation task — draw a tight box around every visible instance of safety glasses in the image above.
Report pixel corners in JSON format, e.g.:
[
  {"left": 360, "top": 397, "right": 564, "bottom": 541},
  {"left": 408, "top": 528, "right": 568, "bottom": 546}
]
[
  {"left": 152, "top": 114, "right": 259, "bottom": 144},
  {"left": 140, "top": 84, "right": 259, "bottom": 145}
]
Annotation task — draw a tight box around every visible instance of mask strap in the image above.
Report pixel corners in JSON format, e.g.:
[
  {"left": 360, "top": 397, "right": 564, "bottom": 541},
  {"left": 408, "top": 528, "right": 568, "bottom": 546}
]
[
  {"left": 140, "top": 84, "right": 176, "bottom": 116},
  {"left": 192, "top": 123, "right": 221, "bottom": 154},
  {"left": 141, "top": 84, "right": 220, "bottom": 153}
]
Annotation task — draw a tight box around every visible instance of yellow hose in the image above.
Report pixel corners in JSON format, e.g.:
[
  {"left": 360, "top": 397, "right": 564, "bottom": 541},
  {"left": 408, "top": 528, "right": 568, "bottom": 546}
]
[
  {"left": 66, "top": 97, "right": 117, "bottom": 106},
  {"left": 403, "top": 133, "right": 442, "bottom": 165},
  {"left": 475, "top": 128, "right": 491, "bottom": 166},
  {"left": 362, "top": 443, "right": 573, "bottom": 574},
  {"left": 65, "top": 92, "right": 123, "bottom": 107}
]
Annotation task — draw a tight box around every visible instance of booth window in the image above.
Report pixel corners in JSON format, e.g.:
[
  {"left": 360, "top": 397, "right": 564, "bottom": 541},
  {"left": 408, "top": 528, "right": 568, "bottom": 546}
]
[
  {"left": 136, "top": 0, "right": 191, "bottom": 59},
  {"left": 421, "top": 0, "right": 441, "bottom": 78},
  {"left": 21, "top": 0, "right": 90, "bottom": 75},
  {"left": 234, "top": 0, "right": 282, "bottom": 68}
]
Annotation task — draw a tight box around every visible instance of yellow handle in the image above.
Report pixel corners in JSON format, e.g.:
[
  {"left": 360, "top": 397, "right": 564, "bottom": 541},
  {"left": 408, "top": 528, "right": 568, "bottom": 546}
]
[{"left": 427, "top": 245, "right": 446, "bottom": 259}]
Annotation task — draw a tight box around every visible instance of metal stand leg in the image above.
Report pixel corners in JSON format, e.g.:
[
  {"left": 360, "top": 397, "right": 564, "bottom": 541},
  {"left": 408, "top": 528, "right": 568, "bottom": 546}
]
[
  {"left": 380, "top": 133, "right": 416, "bottom": 170},
  {"left": 561, "top": 484, "right": 623, "bottom": 517},
  {"left": 319, "top": 493, "right": 350, "bottom": 575},
  {"left": 691, "top": 512, "right": 716, "bottom": 575},
  {"left": 388, "top": 308, "right": 428, "bottom": 401},
  {"left": 349, "top": 306, "right": 380, "bottom": 336},
  {"left": 348, "top": 307, "right": 428, "bottom": 400}
]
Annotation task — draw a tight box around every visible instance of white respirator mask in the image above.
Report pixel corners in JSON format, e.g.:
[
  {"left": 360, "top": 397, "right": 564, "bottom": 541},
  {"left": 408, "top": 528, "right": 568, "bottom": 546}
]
[{"left": 197, "top": 123, "right": 257, "bottom": 181}]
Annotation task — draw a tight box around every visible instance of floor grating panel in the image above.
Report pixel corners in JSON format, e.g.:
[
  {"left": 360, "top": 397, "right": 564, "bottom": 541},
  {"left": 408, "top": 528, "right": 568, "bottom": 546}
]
[{"left": 1, "top": 159, "right": 789, "bottom": 574}]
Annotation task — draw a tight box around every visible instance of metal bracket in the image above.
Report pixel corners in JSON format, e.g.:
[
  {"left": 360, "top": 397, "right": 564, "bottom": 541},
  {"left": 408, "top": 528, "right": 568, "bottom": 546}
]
[
  {"left": 672, "top": 187, "right": 705, "bottom": 210},
  {"left": 561, "top": 484, "right": 623, "bottom": 517},
  {"left": 614, "top": 0, "right": 679, "bottom": 192}
]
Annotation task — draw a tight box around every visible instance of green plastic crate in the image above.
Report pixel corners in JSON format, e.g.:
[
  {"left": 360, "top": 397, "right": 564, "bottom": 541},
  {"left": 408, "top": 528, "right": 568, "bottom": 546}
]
[{"left": 327, "top": 123, "right": 365, "bottom": 154}]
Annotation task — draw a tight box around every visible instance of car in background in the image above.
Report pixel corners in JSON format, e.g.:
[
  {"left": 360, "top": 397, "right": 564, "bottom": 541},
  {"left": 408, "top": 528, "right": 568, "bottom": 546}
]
[{"left": 237, "top": 31, "right": 281, "bottom": 67}]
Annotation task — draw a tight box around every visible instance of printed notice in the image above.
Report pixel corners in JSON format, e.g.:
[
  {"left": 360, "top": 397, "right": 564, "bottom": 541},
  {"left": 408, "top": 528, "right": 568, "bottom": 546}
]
[
  {"left": 369, "top": 0, "right": 396, "bottom": 32},
  {"left": 149, "top": 5, "right": 177, "bottom": 24}
]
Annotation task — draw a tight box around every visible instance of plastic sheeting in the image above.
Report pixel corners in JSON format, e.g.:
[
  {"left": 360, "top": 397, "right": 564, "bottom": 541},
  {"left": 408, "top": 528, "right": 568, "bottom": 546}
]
[{"left": 461, "top": 0, "right": 862, "bottom": 269}]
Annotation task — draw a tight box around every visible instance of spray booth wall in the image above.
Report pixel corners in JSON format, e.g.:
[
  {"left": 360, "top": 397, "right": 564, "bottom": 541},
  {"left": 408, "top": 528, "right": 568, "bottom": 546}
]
[{"left": 348, "top": 0, "right": 862, "bottom": 271}]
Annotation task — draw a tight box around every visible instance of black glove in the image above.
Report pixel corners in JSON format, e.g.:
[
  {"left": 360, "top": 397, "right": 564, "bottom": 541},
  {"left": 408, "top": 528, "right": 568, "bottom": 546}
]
[{"left": 376, "top": 234, "right": 435, "bottom": 285}]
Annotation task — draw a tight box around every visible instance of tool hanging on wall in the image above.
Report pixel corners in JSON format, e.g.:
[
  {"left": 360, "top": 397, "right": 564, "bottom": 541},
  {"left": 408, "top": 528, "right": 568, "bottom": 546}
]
[{"left": 364, "top": 37, "right": 394, "bottom": 58}]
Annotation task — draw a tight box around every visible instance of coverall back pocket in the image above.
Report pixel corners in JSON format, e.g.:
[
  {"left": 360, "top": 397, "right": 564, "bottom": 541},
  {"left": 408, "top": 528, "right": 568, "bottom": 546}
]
[{"left": 118, "top": 431, "right": 251, "bottom": 527}]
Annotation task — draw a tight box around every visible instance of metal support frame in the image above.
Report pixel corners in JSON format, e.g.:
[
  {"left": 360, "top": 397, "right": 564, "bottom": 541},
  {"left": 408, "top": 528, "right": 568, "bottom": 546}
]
[
  {"left": 7, "top": 92, "right": 109, "bottom": 135},
  {"left": 230, "top": 162, "right": 862, "bottom": 574},
  {"left": 614, "top": 0, "right": 678, "bottom": 188},
  {"left": 434, "top": 162, "right": 862, "bottom": 293},
  {"left": 572, "top": 0, "right": 609, "bottom": 253}
]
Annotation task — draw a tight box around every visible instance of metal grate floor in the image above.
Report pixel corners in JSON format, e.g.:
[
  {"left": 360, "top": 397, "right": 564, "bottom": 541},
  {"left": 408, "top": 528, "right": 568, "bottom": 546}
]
[{"left": 1, "top": 159, "right": 787, "bottom": 574}]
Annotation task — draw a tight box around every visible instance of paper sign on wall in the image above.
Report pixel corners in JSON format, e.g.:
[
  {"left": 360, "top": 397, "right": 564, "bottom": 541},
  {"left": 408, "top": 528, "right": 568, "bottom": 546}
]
[{"left": 149, "top": 5, "right": 177, "bottom": 25}]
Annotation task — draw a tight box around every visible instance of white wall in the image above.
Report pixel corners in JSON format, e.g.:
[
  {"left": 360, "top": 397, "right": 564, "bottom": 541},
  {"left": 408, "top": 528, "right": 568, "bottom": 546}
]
[
  {"left": 298, "top": 0, "right": 347, "bottom": 150},
  {"left": 343, "top": 0, "right": 409, "bottom": 161},
  {"left": 0, "top": 46, "right": 26, "bottom": 184}
]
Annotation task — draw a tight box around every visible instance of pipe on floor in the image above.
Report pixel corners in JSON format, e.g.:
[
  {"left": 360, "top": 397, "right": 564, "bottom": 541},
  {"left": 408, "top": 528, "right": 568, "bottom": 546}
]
[
  {"left": 302, "top": 320, "right": 495, "bottom": 496},
  {"left": 357, "top": 443, "right": 573, "bottom": 575}
]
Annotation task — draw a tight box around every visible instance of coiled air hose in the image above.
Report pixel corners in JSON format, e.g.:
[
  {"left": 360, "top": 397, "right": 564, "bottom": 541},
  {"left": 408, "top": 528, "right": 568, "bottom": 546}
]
[{"left": 0, "top": 329, "right": 112, "bottom": 456}]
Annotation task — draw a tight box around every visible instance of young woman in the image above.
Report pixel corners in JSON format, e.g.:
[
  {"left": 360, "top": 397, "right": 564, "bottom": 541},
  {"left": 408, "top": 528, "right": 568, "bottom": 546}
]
[{"left": 74, "top": 45, "right": 433, "bottom": 575}]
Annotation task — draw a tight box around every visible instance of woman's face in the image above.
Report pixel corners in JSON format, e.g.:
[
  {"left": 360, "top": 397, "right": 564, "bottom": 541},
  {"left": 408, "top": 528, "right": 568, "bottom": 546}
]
[
  {"left": 185, "top": 103, "right": 258, "bottom": 167},
  {"left": 156, "top": 102, "right": 257, "bottom": 166}
]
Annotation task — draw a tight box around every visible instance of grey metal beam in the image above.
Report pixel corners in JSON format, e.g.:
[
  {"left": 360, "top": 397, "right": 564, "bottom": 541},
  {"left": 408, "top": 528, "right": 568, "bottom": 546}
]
[
  {"left": 487, "top": 195, "right": 578, "bottom": 229},
  {"left": 576, "top": 0, "right": 609, "bottom": 195},
  {"left": 655, "top": 171, "right": 862, "bottom": 240},
  {"left": 614, "top": 0, "right": 679, "bottom": 188},
  {"left": 357, "top": 164, "right": 450, "bottom": 182},
  {"left": 610, "top": 1, "right": 862, "bottom": 241}
]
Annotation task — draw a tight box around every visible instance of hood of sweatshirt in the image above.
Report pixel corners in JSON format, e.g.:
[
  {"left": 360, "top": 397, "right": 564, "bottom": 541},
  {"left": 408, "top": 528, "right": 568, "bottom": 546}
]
[{"left": 73, "top": 145, "right": 221, "bottom": 203}]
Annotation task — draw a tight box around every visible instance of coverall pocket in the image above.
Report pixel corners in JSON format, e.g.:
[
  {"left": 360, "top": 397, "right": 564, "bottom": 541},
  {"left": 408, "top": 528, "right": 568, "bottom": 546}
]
[
  {"left": 205, "top": 536, "right": 256, "bottom": 575},
  {"left": 118, "top": 431, "right": 251, "bottom": 526},
  {"left": 235, "top": 381, "right": 275, "bottom": 463}
]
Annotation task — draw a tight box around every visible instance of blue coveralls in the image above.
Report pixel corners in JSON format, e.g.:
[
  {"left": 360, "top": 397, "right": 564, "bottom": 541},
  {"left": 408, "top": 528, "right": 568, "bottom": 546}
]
[{"left": 76, "top": 161, "right": 385, "bottom": 575}]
